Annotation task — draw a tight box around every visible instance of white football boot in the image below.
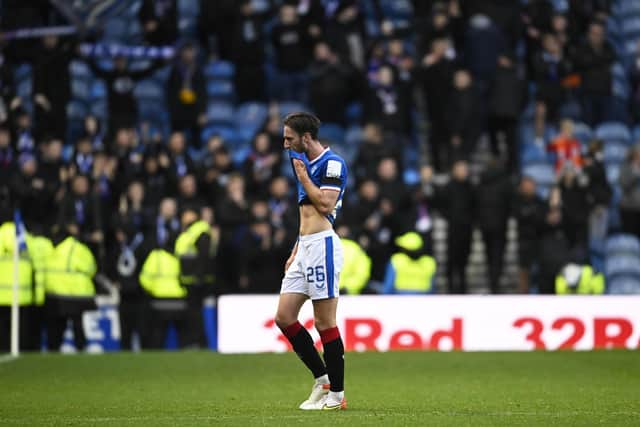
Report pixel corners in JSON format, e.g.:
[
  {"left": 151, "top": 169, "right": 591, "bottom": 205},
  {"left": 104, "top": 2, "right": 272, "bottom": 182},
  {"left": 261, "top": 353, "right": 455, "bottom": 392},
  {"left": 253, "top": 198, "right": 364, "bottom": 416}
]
[{"left": 298, "top": 382, "right": 331, "bottom": 410}]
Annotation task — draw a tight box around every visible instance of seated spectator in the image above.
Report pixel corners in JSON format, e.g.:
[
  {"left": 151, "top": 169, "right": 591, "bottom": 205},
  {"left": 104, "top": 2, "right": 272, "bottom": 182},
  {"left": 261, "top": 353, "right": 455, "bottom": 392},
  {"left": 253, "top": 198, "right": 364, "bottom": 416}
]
[
  {"left": 619, "top": 144, "right": 640, "bottom": 237},
  {"left": 547, "top": 119, "right": 583, "bottom": 174}
]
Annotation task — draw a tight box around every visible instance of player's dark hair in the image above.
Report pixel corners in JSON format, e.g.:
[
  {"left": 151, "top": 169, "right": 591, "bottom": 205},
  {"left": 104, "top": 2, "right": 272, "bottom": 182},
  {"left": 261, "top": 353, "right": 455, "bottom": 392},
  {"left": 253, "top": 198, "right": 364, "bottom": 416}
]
[{"left": 283, "top": 112, "right": 321, "bottom": 139}]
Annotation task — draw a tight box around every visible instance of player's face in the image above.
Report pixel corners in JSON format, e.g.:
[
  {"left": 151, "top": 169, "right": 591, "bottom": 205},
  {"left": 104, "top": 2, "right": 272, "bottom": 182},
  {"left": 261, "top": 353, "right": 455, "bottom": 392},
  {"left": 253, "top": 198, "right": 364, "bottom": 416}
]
[{"left": 283, "top": 126, "right": 308, "bottom": 153}]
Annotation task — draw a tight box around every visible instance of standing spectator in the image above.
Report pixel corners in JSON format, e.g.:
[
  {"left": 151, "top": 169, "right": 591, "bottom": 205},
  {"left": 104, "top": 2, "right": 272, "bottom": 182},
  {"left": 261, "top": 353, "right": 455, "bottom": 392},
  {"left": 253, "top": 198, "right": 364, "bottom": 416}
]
[
  {"left": 434, "top": 160, "right": 474, "bottom": 294},
  {"left": 0, "top": 50, "right": 17, "bottom": 128},
  {"left": 166, "top": 42, "right": 206, "bottom": 140},
  {"left": 139, "top": 0, "right": 178, "bottom": 46},
  {"left": 10, "top": 153, "right": 54, "bottom": 228},
  {"left": 568, "top": 0, "right": 610, "bottom": 38},
  {"left": 198, "top": 0, "right": 237, "bottom": 59},
  {"left": 165, "top": 131, "right": 196, "bottom": 193},
  {"left": 417, "top": 36, "right": 456, "bottom": 171},
  {"left": 532, "top": 33, "right": 571, "bottom": 127},
  {"left": 267, "top": 176, "right": 297, "bottom": 241},
  {"left": 353, "top": 123, "right": 398, "bottom": 184},
  {"left": 583, "top": 139, "right": 612, "bottom": 253},
  {"left": 630, "top": 40, "right": 640, "bottom": 123},
  {"left": 270, "top": 4, "right": 312, "bottom": 102},
  {"left": 84, "top": 55, "right": 164, "bottom": 138},
  {"left": 199, "top": 143, "right": 236, "bottom": 205},
  {"left": 444, "top": 69, "right": 482, "bottom": 165},
  {"left": 231, "top": 0, "right": 268, "bottom": 102},
  {"left": 308, "top": 42, "right": 352, "bottom": 125},
  {"left": 176, "top": 173, "right": 205, "bottom": 213},
  {"left": 573, "top": 21, "right": 615, "bottom": 126},
  {"left": 112, "top": 181, "right": 150, "bottom": 350},
  {"left": 215, "top": 173, "right": 251, "bottom": 293},
  {"left": 243, "top": 132, "right": 281, "bottom": 198},
  {"left": 557, "top": 165, "right": 591, "bottom": 261},
  {"left": 487, "top": 52, "right": 526, "bottom": 174},
  {"left": 512, "top": 176, "right": 548, "bottom": 293},
  {"left": 364, "top": 64, "right": 411, "bottom": 139},
  {"left": 324, "top": 0, "right": 372, "bottom": 69},
  {"left": 0, "top": 127, "right": 15, "bottom": 219},
  {"left": 141, "top": 148, "right": 170, "bottom": 209},
  {"left": 547, "top": 119, "right": 583, "bottom": 174},
  {"left": 11, "top": 108, "right": 36, "bottom": 153},
  {"left": 475, "top": 159, "right": 512, "bottom": 293},
  {"left": 32, "top": 35, "right": 74, "bottom": 141},
  {"left": 618, "top": 145, "right": 640, "bottom": 237},
  {"left": 57, "top": 174, "right": 104, "bottom": 253},
  {"left": 463, "top": 14, "right": 506, "bottom": 89}
]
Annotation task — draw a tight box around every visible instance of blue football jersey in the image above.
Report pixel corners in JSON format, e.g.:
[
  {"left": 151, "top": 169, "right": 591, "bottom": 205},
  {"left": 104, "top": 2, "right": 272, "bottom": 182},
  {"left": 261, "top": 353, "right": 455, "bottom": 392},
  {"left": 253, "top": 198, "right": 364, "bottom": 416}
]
[{"left": 289, "top": 148, "right": 348, "bottom": 224}]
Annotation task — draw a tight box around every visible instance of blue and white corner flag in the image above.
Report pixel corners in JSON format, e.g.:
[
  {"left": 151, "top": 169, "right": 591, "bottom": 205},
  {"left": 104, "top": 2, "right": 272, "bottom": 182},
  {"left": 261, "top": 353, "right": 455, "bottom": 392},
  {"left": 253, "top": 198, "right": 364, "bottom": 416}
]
[{"left": 14, "top": 210, "right": 27, "bottom": 253}]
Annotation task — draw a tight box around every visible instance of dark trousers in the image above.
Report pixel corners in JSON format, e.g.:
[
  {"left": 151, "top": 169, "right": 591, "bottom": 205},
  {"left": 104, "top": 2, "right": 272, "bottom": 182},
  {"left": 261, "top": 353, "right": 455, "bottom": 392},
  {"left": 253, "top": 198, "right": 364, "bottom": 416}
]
[
  {"left": 0, "top": 306, "right": 34, "bottom": 352},
  {"left": 142, "top": 303, "right": 188, "bottom": 349},
  {"left": 620, "top": 208, "right": 640, "bottom": 238},
  {"left": 481, "top": 228, "right": 506, "bottom": 294},
  {"left": 488, "top": 116, "right": 518, "bottom": 173},
  {"left": 119, "top": 297, "right": 145, "bottom": 351},
  {"left": 447, "top": 226, "right": 472, "bottom": 294},
  {"left": 581, "top": 93, "right": 610, "bottom": 127},
  {"left": 45, "top": 305, "right": 86, "bottom": 351},
  {"left": 185, "top": 288, "right": 206, "bottom": 348},
  {"left": 234, "top": 66, "right": 265, "bottom": 103}
]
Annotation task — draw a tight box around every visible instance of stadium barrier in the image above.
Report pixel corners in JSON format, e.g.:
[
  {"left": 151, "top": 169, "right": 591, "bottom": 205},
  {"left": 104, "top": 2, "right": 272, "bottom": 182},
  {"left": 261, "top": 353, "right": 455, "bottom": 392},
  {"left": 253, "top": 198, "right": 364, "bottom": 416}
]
[{"left": 217, "top": 295, "right": 640, "bottom": 353}]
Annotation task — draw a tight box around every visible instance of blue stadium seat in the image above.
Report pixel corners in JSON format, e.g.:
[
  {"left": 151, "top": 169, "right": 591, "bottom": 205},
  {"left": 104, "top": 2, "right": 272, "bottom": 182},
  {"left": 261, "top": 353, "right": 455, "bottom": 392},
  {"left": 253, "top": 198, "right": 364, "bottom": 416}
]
[
  {"left": 345, "top": 126, "right": 363, "bottom": 146},
  {"left": 612, "top": 78, "right": 630, "bottom": 100},
  {"left": 522, "top": 163, "right": 555, "bottom": 187},
  {"left": 606, "top": 234, "right": 640, "bottom": 256},
  {"left": 235, "top": 102, "right": 268, "bottom": 128},
  {"left": 67, "top": 100, "right": 88, "bottom": 120},
  {"left": 278, "top": 101, "right": 307, "bottom": 119},
  {"left": 606, "top": 163, "right": 621, "bottom": 186},
  {"left": 201, "top": 125, "right": 237, "bottom": 144},
  {"left": 102, "top": 18, "right": 128, "bottom": 42},
  {"left": 90, "top": 81, "right": 107, "bottom": 100},
  {"left": 605, "top": 254, "right": 640, "bottom": 280},
  {"left": 90, "top": 101, "right": 108, "bottom": 120},
  {"left": 206, "top": 102, "right": 234, "bottom": 125},
  {"left": 16, "top": 79, "right": 32, "bottom": 98},
  {"left": 318, "top": 124, "right": 345, "bottom": 144},
  {"left": 346, "top": 102, "right": 363, "bottom": 123},
  {"left": 603, "top": 141, "right": 629, "bottom": 163},
  {"left": 71, "top": 78, "right": 90, "bottom": 99},
  {"left": 204, "top": 61, "right": 235, "bottom": 79},
  {"left": 13, "top": 64, "right": 32, "bottom": 82},
  {"left": 232, "top": 144, "right": 251, "bottom": 166},
  {"left": 621, "top": 16, "right": 640, "bottom": 36},
  {"left": 633, "top": 124, "right": 640, "bottom": 142},
  {"left": 206, "top": 80, "right": 234, "bottom": 100},
  {"left": 573, "top": 122, "right": 592, "bottom": 144},
  {"left": 595, "top": 122, "right": 631, "bottom": 144},
  {"left": 403, "top": 168, "right": 420, "bottom": 185},
  {"left": 179, "top": 0, "right": 199, "bottom": 15},
  {"left": 551, "top": 0, "right": 568, "bottom": 12},
  {"left": 520, "top": 143, "right": 549, "bottom": 166},
  {"left": 134, "top": 79, "right": 165, "bottom": 100},
  {"left": 608, "top": 277, "right": 640, "bottom": 294},
  {"left": 69, "top": 61, "right": 92, "bottom": 79}
]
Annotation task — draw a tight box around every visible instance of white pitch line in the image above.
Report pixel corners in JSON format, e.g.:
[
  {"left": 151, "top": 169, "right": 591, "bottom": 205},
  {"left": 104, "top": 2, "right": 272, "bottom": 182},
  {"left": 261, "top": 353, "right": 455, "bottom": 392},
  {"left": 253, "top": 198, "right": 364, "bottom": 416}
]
[{"left": 0, "top": 354, "right": 19, "bottom": 364}]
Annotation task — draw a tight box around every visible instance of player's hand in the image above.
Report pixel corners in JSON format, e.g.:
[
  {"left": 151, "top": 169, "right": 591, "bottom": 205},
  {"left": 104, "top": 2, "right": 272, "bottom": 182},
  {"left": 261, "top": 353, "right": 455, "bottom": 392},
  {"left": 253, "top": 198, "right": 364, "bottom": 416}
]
[{"left": 292, "top": 158, "right": 309, "bottom": 181}]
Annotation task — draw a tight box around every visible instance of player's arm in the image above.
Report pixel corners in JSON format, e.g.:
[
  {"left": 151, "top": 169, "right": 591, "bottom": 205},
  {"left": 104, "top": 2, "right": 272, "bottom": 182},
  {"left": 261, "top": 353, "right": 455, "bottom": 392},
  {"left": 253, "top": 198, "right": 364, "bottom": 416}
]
[
  {"left": 292, "top": 159, "right": 340, "bottom": 215},
  {"left": 284, "top": 240, "right": 299, "bottom": 273}
]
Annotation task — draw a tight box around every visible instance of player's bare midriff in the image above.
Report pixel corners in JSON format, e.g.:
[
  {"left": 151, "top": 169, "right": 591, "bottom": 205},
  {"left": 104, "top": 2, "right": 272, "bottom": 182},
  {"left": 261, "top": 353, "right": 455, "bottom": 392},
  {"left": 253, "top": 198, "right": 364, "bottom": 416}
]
[{"left": 299, "top": 204, "right": 332, "bottom": 235}]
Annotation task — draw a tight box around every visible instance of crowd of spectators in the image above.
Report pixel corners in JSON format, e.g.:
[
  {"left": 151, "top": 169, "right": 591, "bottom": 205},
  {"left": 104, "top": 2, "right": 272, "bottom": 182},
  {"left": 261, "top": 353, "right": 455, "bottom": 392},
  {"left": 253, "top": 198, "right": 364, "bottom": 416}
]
[{"left": 1, "top": 0, "right": 640, "bottom": 298}]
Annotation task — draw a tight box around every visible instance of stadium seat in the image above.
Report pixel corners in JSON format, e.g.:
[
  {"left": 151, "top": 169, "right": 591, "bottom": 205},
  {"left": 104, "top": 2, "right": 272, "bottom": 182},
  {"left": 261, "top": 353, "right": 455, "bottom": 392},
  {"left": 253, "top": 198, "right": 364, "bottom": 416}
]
[
  {"left": 522, "top": 163, "right": 555, "bottom": 187},
  {"left": 206, "top": 80, "right": 234, "bottom": 100},
  {"left": 201, "top": 125, "right": 237, "bottom": 144},
  {"left": 595, "top": 122, "right": 631, "bottom": 144},
  {"left": 235, "top": 102, "right": 268, "bottom": 128},
  {"left": 572, "top": 122, "right": 592, "bottom": 144},
  {"left": 551, "top": 0, "right": 568, "bottom": 12},
  {"left": 520, "top": 143, "right": 548, "bottom": 166},
  {"left": 67, "top": 100, "right": 88, "bottom": 120},
  {"left": 605, "top": 254, "right": 640, "bottom": 280},
  {"left": 134, "top": 79, "right": 165, "bottom": 100},
  {"left": 16, "top": 79, "right": 32, "bottom": 98},
  {"left": 344, "top": 126, "right": 363, "bottom": 147},
  {"left": 90, "top": 81, "right": 107, "bottom": 100},
  {"left": 318, "top": 124, "right": 345, "bottom": 144},
  {"left": 621, "top": 16, "right": 640, "bottom": 36},
  {"left": 69, "top": 61, "right": 92, "bottom": 79},
  {"left": 179, "top": 0, "right": 199, "bottom": 15},
  {"left": 102, "top": 18, "right": 128, "bottom": 42},
  {"left": 206, "top": 102, "right": 234, "bottom": 125},
  {"left": 633, "top": 124, "right": 640, "bottom": 142},
  {"left": 204, "top": 61, "right": 235, "bottom": 79},
  {"left": 278, "top": 101, "right": 307, "bottom": 119},
  {"left": 605, "top": 234, "right": 640, "bottom": 256},
  {"left": 90, "top": 101, "right": 108, "bottom": 120},
  {"left": 403, "top": 168, "right": 420, "bottom": 185},
  {"left": 608, "top": 277, "right": 640, "bottom": 294},
  {"left": 13, "top": 64, "right": 32, "bottom": 83},
  {"left": 71, "top": 78, "right": 90, "bottom": 99},
  {"left": 606, "top": 163, "right": 621, "bottom": 186},
  {"left": 603, "top": 141, "right": 629, "bottom": 163}
]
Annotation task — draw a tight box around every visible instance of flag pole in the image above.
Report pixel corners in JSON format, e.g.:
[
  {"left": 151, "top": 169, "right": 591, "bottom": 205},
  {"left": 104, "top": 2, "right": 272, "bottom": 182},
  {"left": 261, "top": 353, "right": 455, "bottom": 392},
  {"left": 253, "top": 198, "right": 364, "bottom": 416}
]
[{"left": 10, "top": 214, "right": 20, "bottom": 357}]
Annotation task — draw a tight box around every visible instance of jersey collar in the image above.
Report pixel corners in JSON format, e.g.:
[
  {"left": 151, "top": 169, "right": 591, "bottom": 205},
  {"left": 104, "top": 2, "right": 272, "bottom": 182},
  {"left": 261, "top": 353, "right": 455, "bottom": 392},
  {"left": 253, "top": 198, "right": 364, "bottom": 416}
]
[{"left": 308, "top": 147, "right": 330, "bottom": 165}]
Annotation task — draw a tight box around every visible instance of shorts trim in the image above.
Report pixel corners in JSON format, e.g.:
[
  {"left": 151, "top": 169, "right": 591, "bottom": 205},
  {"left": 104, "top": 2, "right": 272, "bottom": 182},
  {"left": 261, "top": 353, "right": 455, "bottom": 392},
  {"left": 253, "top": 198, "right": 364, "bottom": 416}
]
[{"left": 325, "top": 236, "right": 335, "bottom": 298}]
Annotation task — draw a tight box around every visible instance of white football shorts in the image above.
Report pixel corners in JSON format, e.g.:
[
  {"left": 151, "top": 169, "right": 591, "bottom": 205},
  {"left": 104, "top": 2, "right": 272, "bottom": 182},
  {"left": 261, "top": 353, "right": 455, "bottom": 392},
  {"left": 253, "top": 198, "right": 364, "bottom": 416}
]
[{"left": 280, "top": 229, "right": 343, "bottom": 300}]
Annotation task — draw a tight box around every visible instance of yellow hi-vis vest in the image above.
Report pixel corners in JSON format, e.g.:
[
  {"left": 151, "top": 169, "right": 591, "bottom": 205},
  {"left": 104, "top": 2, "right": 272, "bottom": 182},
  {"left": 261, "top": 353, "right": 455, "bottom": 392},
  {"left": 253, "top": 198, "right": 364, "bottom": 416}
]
[
  {"left": 390, "top": 252, "right": 437, "bottom": 293},
  {"left": 139, "top": 249, "right": 186, "bottom": 298},
  {"left": 27, "top": 235, "right": 53, "bottom": 306},
  {"left": 174, "top": 220, "right": 214, "bottom": 285},
  {"left": 0, "top": 222, "right": 33, "bottom": 306},
  {"left": 340, "top": 238, "right": 371, "bottom": 295},
  {"left": 555, "top": 266, "right": 605, "bottom": 294},
  {"left": 44, "top": 237, "right": 96, "bottom": 298}
]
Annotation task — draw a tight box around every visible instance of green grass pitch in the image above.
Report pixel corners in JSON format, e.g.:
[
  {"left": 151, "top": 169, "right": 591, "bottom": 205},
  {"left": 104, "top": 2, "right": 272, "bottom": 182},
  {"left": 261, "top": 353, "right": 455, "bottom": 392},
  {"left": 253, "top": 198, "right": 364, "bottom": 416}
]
[{"left": 1, "top": 351, "right": 638, "bottom": 426}]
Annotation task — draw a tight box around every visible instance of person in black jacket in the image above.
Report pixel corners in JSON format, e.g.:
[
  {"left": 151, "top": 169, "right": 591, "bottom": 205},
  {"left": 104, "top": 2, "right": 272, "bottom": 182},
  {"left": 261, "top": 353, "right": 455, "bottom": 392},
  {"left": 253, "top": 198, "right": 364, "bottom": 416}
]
[
  {"left": 573, "top": 21, "right": 616, "bottom": 126},
  {"left": 583, "top": 139, "right": 612, "bottom": 250},
  {"left": 84, "top": 55, "right": 164, "bottom": 138},
  {"left": 475, "top": 158, "right": 512, "bottom": 293},
  {"left": 487, "top": 53, "right": 526, "bottom": 174},
  {"left": 231, "top": 0, "right": 268, "bottom": 102},
  {"left": 139, "top": 0, "right": 178, "bottom": 47},
  {"left": 166, "top": 42, "right": 207, "bottom": 140},
  {"left": 32, "top": 35, "right": 74, "bottom": 141},
  {"left": 444, "top": 69, "right": 482, "bottom": 166},
  {"left": 112, "top": 180, "right": 151, "bottom": 350},
  {"left": 532, "top": 33, "right": 572, "bottom": 125},
  {"left": 512, "top": 176, "right": 548, "bottom": 293},
  {"left": 308, "top": 41, "right": 352, "bottom": 126}
]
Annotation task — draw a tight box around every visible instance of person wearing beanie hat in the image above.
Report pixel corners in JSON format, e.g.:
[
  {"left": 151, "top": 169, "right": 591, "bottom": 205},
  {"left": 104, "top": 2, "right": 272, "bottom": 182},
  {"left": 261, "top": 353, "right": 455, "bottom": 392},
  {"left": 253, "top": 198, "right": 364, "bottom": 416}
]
[{"left": 382, "top": 231, "right": 437, "bottom": 294}]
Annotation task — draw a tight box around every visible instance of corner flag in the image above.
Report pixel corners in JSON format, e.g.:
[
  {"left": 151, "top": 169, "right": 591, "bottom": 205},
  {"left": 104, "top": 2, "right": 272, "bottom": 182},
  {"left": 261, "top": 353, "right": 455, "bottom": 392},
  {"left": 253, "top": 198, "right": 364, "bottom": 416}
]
[{"left": 10, "top": 209, "right": 27, "bottom": 357}]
